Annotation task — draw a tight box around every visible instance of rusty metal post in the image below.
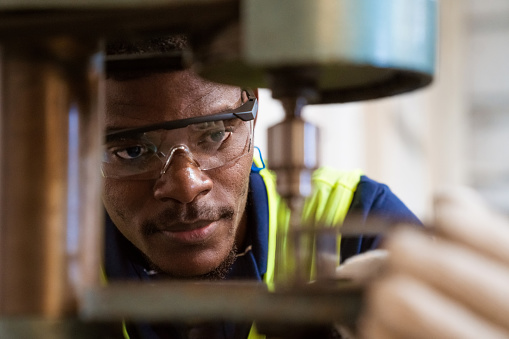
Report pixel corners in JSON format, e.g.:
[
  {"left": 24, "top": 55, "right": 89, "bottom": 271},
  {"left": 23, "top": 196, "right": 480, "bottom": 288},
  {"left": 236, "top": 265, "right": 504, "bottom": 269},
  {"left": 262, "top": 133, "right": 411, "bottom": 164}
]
[{"left": 0, "top": 37, "right": 103, "bottom": 317}]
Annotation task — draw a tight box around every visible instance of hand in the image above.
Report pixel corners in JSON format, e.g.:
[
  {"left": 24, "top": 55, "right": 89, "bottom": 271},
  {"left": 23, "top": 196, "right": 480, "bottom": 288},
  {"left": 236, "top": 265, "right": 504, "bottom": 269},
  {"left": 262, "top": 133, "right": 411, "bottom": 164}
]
[
  {"left": 336, "top": 249, "right": 388, "bottom": 284},
  {"left": 358, "top": 187, "right": 509, "bottom": 339}
]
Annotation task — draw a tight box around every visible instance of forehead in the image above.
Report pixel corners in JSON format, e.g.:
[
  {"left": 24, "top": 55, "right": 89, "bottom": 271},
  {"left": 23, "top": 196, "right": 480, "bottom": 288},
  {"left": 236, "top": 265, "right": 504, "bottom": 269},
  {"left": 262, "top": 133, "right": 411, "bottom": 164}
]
[{"left": 105, "top": 70, "right": 241, "bottom": 128}]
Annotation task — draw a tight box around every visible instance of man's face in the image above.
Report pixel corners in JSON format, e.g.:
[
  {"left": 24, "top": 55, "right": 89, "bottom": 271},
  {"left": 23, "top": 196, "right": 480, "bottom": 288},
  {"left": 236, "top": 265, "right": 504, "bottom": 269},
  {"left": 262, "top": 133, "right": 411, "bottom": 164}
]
[{"left": 102, "top": 70, "right": 253, "bottom": 278}]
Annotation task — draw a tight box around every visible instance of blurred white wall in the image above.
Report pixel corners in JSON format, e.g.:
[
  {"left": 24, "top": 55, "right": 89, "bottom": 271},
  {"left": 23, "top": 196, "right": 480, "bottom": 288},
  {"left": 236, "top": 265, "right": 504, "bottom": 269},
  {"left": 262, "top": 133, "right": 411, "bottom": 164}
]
[
  {"left": 465, "top": 0, "right": 509, "bottom": 214},
  {"left": 256, "top": 0, "right": 509, "bottom": 221}
]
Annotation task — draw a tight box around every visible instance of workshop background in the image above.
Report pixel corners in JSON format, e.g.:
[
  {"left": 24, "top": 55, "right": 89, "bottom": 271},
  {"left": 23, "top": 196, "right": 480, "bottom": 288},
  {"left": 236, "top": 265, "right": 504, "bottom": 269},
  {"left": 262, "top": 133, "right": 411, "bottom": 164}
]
[{"left": 255, "top": 0, "right": 509, "bottom": 222}]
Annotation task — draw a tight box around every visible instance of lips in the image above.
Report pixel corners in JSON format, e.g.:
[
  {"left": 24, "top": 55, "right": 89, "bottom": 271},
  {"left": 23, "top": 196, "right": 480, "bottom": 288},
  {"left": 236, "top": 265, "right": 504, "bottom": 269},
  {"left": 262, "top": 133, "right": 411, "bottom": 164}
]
[{"left": 156, "top": 220, "right": 219, "bottom": 244}]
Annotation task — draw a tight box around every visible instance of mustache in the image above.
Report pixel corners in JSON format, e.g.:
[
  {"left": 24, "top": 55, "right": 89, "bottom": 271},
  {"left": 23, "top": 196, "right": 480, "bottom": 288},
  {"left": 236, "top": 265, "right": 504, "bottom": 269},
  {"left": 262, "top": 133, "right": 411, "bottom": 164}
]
[{"left": 141, "top": 205, "right": 234, "bottom": 236}]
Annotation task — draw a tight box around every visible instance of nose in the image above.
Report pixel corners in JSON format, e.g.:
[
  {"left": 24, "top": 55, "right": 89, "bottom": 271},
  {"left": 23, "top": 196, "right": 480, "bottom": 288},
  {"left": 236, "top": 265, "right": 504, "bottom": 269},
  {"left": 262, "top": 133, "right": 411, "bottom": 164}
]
[{"left": 153, "top": 149, "right": 213, "bottom": 203}]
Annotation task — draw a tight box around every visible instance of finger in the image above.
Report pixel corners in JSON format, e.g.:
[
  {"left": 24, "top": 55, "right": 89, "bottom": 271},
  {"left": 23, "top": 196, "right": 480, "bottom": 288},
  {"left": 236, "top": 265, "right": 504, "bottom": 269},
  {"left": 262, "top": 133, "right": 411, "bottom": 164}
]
[
  {"left": 387, "top": 226, "right": 509, "bottom": 331},
  {"left": 364, "top": 274, "right": 509, "bottom": 339},
  {"left": 358, "top": 310, "right": 407, "bottom": 339},
  {"left": 434, "top": 187, "right": 509, "bottom": 266},
  {"left": 335, "top": 249, "right": 388, "bottom": 283}
]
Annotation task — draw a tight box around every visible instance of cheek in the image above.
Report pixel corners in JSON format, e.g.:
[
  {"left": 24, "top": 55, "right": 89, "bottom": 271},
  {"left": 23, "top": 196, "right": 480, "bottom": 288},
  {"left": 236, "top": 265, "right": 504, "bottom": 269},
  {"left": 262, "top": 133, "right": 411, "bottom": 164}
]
[
  {"left": 220, "top": 152, "right": 252, "bottom": 197},
  {"left": 102, "top": 179, "right": 153, "bottom": 221}
]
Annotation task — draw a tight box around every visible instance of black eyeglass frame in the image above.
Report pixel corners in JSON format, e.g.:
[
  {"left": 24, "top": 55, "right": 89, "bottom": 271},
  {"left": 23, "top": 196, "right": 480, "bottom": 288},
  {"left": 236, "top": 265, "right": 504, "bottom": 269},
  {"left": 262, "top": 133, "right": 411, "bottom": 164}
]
[{"left": 106, "top": 89, "right": 257, "bottom": 142}]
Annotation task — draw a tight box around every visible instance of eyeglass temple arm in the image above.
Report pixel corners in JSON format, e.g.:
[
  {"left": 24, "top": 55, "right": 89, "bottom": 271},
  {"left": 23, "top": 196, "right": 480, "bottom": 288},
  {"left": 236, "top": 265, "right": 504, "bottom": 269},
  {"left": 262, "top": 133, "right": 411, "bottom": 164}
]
[
  {"left": 233, "top": 97, "right": 258, "bottom": 121},
  {"left": 106, "top": 89, "right": 257, "bottom": 139}
]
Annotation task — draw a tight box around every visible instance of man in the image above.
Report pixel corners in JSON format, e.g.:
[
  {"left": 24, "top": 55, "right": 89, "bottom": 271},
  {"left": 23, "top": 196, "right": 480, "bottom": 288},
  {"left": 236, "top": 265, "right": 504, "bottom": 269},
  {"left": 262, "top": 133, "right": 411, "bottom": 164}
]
[{"left": 102, "top": 36, "right": 421, "bottom": 339}]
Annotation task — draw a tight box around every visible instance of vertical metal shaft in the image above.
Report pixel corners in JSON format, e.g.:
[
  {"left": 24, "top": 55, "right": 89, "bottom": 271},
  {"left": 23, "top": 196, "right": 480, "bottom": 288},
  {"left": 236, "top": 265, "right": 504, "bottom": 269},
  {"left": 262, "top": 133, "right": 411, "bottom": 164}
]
[
  {"left": 0, "top": 37, "right": 103, "bottom": 317},
  {"left": 268, "top": 95, "right": 320, "bottom": 287}
]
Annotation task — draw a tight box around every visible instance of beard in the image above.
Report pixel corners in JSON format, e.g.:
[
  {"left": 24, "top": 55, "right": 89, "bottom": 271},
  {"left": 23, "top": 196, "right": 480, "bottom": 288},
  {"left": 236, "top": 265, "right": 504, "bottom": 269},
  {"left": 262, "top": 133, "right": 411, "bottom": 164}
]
[
  {"left": 190, "top": 244, "right": 238, "bottom": 280},
  {"left": 144, "top": 244, "right": 238, "bottom": 281}
]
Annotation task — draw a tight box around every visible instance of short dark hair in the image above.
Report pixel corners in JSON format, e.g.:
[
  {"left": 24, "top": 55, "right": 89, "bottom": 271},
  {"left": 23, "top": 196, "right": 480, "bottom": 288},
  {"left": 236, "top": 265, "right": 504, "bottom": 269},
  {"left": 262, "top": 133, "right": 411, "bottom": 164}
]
[
  {"left": 105, "top": 35, "right": 190, "bottom": 79},
  {"left": 106, "top": 35, "right": 189, "bottom": 56}
]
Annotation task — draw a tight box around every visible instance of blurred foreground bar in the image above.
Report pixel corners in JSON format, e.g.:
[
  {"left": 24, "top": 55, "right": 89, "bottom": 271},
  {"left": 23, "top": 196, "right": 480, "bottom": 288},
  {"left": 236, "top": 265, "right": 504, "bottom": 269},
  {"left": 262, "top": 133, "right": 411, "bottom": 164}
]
[{"left": 82, "top": 281, "right": 363, "bottom": 327}]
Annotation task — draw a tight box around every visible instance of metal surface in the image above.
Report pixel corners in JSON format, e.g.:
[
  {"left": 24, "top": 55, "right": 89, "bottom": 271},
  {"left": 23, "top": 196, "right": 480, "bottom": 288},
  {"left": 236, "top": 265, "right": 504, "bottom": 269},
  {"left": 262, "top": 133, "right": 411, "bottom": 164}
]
[
  {"left": 0, "top": 0, "right": 230, "bottom": 7},
  {"left": 0, "top": 38, "right": 102, "bottom": 316},
  {"left": 0, "top": 0, "right": 238, "bottom": 40},
  {"left": 197, "top": 0, "right": 437, "bottom": 103},
  {"left": 268, "top": 99, "right": 319, "bottom": 201},
  {"left": 0, "top": 318, "right": 112, "bottom": 339},
  {"left": 267, "top": 96, "right": 322, "bottom": 286},
  {"left": 82, "top": 281, "right": 363, "bottom": 328}
]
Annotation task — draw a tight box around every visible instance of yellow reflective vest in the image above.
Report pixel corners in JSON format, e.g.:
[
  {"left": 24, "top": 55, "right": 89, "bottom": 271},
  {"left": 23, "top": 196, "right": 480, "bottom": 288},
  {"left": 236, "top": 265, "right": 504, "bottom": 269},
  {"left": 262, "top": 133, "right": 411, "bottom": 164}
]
[{"left": 248, "top": 158, "right": 362, "bottom": 339}]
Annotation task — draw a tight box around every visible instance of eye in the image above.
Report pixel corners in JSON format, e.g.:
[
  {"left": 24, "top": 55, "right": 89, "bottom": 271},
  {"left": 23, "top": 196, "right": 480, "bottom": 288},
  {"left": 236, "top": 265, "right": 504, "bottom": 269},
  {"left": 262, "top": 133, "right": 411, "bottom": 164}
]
[
  {"left": 107, "top": 142, "right": 157, "bottom": 161},
  {"left": 189, "top": 119, "right": 242, "bottom": 151},
  {"left": 115, "top": 145, "right": 148, "bottom": 160},
  {"left": 201, "top": 126, "right": 234, "bottom": 145},
  {"left": 208, "top": 129, "right": 229, "bottom": 143}
]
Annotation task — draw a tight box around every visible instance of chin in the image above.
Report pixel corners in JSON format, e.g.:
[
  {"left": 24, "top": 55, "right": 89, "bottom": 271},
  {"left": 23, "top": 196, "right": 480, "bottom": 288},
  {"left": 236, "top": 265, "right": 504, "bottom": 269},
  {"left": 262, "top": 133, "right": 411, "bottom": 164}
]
[{"left": 154, "top": 246, "right": 237, "bottom": 280}]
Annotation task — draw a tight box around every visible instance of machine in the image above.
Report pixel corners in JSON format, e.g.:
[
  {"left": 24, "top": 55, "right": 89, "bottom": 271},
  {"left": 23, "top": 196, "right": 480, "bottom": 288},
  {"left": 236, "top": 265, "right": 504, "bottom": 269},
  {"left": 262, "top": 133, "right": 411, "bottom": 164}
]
[{"left": 0, "top": 0, "right": 437, "bottom": 337}]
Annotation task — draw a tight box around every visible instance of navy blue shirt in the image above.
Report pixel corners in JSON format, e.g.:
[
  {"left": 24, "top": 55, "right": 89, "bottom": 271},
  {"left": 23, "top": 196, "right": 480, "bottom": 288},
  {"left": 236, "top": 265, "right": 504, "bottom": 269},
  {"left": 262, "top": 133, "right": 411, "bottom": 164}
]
[{"left": 104, "top": 172, "right": 421, "bottom": 338}]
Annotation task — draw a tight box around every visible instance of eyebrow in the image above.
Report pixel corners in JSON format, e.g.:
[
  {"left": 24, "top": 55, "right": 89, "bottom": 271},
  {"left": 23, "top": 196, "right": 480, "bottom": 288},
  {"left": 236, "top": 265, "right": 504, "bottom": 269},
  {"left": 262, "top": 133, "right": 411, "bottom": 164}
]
[{"left": 105, "top": 89, "right": 257, "bottom": 139}]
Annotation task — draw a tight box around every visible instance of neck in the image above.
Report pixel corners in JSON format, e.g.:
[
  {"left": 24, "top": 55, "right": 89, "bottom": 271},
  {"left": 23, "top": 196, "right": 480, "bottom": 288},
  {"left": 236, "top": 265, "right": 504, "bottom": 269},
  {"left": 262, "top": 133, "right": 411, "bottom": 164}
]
[{"left": 235, "top": 207, "right": 248, "bottom": 251}]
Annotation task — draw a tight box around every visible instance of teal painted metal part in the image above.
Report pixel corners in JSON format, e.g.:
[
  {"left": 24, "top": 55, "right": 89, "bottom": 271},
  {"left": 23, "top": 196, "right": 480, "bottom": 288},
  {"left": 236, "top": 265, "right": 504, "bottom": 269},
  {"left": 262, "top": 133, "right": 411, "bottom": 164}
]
[
  {"left": 195, "top": 0, "right": 438, "bottom": 103},
  {"left": 244, "top": 0, "right": 437, "bottom": 77}
]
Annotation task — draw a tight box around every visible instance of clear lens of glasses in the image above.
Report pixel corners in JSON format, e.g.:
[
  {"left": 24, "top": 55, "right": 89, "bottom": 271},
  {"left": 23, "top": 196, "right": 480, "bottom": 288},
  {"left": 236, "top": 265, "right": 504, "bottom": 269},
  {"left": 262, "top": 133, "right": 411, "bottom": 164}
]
[{"left": 102, "top": 118, "right": 253, "bottom": 180}]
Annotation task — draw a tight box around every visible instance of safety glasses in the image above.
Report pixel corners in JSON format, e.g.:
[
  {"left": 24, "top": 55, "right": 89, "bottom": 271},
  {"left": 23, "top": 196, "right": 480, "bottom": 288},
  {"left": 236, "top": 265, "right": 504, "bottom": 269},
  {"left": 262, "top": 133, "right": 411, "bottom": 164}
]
[{"left": 102, "top": 89, "right": 257, "bottom": 180}]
